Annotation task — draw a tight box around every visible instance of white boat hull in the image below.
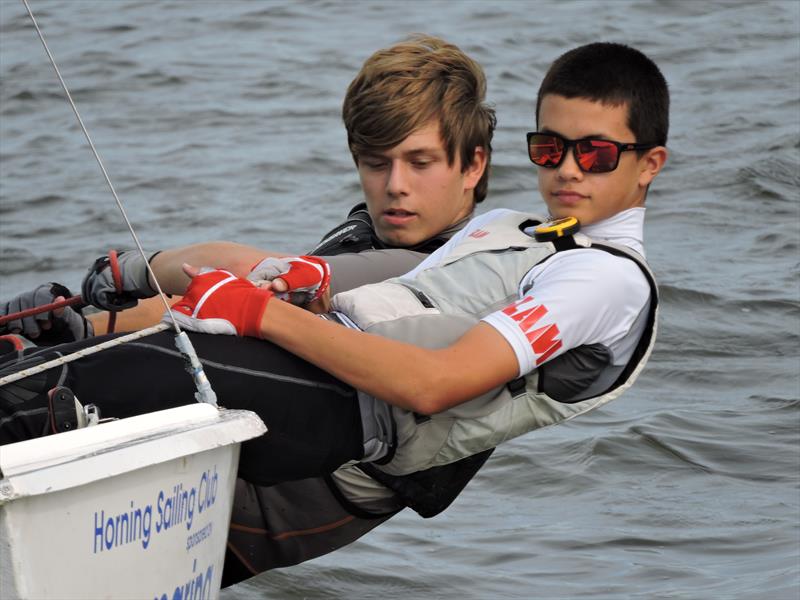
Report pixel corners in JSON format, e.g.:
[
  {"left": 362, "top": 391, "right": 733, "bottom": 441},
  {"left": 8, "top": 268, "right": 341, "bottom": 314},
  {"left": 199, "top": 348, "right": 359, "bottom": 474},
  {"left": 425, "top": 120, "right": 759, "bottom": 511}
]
[{"left": 0, "top": 403, "right": 266, "bottom": 599}]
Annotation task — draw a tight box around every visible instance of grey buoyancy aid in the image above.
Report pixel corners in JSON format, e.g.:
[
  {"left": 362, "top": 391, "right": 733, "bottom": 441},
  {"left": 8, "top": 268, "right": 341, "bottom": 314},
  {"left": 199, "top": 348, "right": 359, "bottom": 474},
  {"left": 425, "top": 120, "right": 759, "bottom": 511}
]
[
  {"left": 306, "top": 202, "right": 494, "bottom": 519},
  {"left": 309, "top": 203, "right": 469, "bottom": 256},
  {"left": 332, "top": 210, "right": 659, "bottom": 479}
]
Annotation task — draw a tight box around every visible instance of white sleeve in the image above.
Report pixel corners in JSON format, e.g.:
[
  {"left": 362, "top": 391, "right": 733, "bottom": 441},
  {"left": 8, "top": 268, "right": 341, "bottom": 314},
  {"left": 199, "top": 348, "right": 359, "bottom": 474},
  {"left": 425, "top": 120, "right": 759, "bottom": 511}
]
[{"left": 481, "top": 249, "right": 650, "bottom": 377}]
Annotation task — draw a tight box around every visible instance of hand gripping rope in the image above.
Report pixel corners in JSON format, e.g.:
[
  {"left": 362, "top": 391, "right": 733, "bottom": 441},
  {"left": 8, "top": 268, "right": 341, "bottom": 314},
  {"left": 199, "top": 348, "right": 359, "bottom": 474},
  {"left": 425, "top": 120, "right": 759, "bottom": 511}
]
[
  {"left": 0, "top": 295, "right": 83, "bottom": 328},
  {"left": 0, "top": 251, "right": 119, "bottom": 333}
]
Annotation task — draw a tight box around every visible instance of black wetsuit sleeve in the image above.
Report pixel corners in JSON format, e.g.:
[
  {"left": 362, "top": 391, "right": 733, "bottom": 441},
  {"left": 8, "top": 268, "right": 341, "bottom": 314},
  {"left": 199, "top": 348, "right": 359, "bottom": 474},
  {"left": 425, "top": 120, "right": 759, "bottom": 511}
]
[{"left": 324, "top": 250, "right": 427, "bottom": 295}]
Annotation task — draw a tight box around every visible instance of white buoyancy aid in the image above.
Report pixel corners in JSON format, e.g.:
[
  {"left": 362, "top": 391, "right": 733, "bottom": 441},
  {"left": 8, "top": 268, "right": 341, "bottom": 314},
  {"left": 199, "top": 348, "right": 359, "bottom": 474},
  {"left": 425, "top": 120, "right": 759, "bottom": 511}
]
[{"left": 332, "top": 210, "right": 659, "bottom": 476}]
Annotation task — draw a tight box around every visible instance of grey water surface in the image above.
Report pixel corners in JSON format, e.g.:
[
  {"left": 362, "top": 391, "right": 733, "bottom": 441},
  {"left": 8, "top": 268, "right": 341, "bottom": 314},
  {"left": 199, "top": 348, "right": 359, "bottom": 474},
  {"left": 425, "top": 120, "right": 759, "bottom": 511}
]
[{"left": 1, "top": 0, "right": 798, "bottom": 598}]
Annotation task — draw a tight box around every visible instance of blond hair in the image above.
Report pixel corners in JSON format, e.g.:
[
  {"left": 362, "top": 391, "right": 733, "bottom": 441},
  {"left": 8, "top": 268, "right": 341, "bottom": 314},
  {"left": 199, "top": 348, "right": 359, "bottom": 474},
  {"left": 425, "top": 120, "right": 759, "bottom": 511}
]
[{"left": 343, "top": 35, "right": 495, "bottom": 203}]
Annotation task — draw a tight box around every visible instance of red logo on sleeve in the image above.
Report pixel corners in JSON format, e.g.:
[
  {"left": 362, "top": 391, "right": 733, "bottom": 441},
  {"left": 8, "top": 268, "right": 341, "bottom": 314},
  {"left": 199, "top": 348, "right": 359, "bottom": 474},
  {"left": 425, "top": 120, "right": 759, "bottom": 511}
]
[
  {"left": 502, "top": 298, "right": 563, "bottom": 365},
  {"left": 469, "top": 229, "right": 490, "bottom": 238}
]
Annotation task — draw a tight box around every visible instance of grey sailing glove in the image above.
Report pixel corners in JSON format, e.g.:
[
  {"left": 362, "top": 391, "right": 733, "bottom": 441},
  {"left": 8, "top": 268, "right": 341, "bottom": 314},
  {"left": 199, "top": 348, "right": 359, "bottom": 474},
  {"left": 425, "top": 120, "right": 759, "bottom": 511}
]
[
  {"left": 81, "top": 250, "right": 159, "bottom": 311},
  {"left": 247, "top": 256, "right": 331, "bottom": 306},
  {"left": 1, "top": 283, "right": 93, "bottom": 342}
]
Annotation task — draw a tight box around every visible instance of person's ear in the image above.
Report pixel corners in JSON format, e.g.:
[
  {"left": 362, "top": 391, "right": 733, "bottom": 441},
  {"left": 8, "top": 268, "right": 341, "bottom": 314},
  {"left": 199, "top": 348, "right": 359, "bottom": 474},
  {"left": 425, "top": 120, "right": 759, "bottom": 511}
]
[
  {"left": 463, "top": 146, "right": 488, "bottom": 190},
  {"left": 638, "top": 145, "right": 668, "bottom": 188}
]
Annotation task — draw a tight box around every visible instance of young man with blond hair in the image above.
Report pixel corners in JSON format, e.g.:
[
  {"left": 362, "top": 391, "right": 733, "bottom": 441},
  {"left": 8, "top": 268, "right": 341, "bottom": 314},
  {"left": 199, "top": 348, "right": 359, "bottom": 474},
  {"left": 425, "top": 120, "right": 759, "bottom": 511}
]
[
  {"left": 1, "top": 35, "right": 497, "bottom": 582},
  {"left": 0, "top": 35, "right": 494, "bottom": 337}
]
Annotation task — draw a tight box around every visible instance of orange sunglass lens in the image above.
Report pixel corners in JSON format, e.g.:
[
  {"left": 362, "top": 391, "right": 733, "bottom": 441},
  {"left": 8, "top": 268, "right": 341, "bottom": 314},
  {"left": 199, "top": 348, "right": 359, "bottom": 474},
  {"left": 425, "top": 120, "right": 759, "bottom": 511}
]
[
  {"left": 576, "top": 140, "right": 618, "bottom": 172},
  {"left": 529, "top": 135, "right": 564, "bottom": 167}
]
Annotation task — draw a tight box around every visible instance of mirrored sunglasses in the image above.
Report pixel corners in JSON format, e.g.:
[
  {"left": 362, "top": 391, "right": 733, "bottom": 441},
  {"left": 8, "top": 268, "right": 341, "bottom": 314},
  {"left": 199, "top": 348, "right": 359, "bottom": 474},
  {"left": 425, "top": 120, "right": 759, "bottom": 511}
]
[{"left": 527, "top": 131, "right": 655, "bottom": 173}]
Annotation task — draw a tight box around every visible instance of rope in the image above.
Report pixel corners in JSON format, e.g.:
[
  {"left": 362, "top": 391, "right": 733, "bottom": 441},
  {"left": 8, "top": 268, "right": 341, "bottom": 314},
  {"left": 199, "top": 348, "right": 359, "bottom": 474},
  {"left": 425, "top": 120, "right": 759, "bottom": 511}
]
[
  {"left": 106, "top": 249, "right": 121, "bottom": 334},
  {"left": 0, "top": 295, "right": 83, "bottom": 327},
  {"left": 0, "top": 323, "right": 170, "bottom": 387}
]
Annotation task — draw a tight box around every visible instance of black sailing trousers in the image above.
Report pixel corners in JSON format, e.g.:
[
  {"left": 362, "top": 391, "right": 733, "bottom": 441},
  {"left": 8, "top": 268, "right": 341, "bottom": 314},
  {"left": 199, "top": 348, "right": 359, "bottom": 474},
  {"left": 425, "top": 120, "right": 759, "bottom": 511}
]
[{"left": 0, "top": 331, "right": 364, "bottom": 485}]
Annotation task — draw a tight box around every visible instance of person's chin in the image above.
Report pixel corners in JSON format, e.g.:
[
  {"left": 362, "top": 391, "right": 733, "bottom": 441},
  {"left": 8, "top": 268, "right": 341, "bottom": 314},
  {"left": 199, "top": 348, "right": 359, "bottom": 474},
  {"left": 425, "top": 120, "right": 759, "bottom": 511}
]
[
  {"left": 546, "top": 202, "right": 587, "bottom": 223},
  {"left": 377, "top": 226, "right": 423, "bottom": 248},
  {"left": 545, "top": 206, "right": 572, "bottom": 221}
]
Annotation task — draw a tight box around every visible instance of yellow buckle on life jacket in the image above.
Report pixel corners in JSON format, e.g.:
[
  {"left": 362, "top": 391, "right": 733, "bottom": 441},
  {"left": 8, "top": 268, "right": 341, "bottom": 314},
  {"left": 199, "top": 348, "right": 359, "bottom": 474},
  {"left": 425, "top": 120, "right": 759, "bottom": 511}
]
[{"left": 533, "top": 216, "right": 581, "bottom": 242}]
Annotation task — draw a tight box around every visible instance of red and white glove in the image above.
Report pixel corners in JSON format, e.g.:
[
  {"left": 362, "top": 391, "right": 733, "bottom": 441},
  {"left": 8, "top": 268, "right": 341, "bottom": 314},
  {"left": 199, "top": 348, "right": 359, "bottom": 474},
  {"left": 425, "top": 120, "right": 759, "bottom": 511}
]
[
  {"left": 168, "top": 269, "right": 273, "bottom": 337},
  {"left": 247, "top": 256, "right": 331, "bottom": 306}
]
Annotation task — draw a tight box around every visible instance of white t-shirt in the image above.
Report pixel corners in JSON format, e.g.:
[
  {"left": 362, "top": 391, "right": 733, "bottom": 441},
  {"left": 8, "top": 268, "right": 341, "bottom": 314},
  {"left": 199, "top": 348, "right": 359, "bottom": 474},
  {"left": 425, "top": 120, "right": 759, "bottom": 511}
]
[{"left": 407, "top": 207, "right": 651, "bottom": 378}]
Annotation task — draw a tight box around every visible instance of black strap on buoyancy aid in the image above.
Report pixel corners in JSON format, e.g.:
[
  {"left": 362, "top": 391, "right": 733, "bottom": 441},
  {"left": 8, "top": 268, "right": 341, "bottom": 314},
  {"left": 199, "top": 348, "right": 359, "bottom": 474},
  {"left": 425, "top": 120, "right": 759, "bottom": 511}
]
[
  {"left": 308, "top": 203, "right": 461, "bottom": 256},
  {"left": 358, "top": 449, "right": 494, "bottom": 518}
]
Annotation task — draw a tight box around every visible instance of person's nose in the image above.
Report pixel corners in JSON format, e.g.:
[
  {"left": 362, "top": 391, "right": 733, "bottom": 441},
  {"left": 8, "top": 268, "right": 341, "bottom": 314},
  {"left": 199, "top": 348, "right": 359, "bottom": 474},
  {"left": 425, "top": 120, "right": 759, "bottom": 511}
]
[
  {"left": 386, "top": 160, "right": 410, "bottom": 197},
  {"left": 556, "top": 146, "right": 584, "bottom": 182}
]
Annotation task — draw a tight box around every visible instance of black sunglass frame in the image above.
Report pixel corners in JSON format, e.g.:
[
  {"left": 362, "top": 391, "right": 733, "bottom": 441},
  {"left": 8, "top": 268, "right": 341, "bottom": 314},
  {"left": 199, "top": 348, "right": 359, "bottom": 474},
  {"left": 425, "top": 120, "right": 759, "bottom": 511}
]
[{"left": 526, "top": 131, "right": 656, "bottom": 173}]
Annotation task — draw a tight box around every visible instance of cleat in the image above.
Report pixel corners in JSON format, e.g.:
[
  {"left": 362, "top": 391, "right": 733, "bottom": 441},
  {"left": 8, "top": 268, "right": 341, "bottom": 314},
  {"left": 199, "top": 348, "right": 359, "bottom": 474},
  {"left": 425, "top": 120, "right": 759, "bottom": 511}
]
[{"left": 47, "top": 386, "right": 85, "bottom": 434}]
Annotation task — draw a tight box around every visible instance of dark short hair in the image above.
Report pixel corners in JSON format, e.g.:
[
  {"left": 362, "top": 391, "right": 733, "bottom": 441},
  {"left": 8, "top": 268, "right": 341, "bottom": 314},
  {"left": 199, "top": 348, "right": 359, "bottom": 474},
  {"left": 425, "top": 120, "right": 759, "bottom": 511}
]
[
  {"left": 343, "top": 35, "right": 496, "bottom": 203},
  {"left": 536, "top": 42, "right": 669, "bottom": 147}
]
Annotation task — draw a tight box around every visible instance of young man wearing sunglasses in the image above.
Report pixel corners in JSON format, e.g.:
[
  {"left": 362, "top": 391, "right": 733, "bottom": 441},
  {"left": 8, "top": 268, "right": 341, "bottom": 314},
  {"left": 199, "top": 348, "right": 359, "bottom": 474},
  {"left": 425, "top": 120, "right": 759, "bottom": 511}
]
[{"left": 0, "top": 41, "right": 668, "bottom": 582}]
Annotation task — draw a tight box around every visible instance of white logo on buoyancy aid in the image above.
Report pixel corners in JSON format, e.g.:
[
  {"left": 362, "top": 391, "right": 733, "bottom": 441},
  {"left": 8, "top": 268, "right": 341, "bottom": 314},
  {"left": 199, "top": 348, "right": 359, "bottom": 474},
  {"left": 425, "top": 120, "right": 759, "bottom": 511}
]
[{"left": 332, "top": 210, "right": 658, "bottom": 476}]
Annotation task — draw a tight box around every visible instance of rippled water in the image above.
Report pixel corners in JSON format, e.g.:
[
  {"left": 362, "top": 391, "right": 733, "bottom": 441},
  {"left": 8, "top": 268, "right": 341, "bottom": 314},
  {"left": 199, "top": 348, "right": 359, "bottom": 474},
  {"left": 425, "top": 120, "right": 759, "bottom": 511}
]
[{"left": 1, "top": 1, "right": 798, "bottom": 598}]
